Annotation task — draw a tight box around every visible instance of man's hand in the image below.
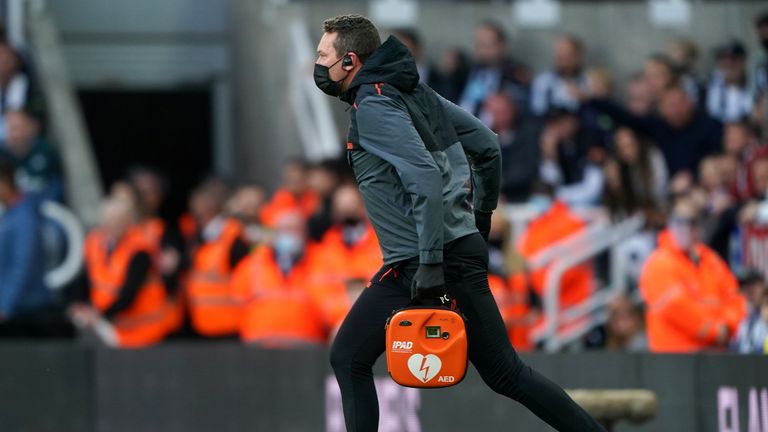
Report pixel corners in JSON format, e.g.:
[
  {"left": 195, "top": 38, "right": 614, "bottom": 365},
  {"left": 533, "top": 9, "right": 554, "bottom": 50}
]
[
  {"left": 68, "top": 303, "right": 101, "bottom": 328},
  {"left": 159, "top": 248, "right": 181, "bottom": 275},
  {"left": 715, "top": 323, "right": 731, "bottom": 346},
  {"left": 474, "top": 210, "right": 492, "bottom": 242},
  {"left": 413, "top": 263, "right": 445, "bottom": 300}
]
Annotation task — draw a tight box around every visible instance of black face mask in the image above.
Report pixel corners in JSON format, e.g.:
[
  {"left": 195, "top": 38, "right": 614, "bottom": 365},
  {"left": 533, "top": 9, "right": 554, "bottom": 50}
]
[
  {"left": 314, "top": 55, "right": 349, "bottom": 97},
  {"left": 341, "top": 216, "right": 362, "bottom": 227}
]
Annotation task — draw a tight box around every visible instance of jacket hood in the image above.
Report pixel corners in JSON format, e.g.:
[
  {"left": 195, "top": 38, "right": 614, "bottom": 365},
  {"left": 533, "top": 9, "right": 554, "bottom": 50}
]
[{"left": 341, "top": 36, "right": 420, "bottom": 104}]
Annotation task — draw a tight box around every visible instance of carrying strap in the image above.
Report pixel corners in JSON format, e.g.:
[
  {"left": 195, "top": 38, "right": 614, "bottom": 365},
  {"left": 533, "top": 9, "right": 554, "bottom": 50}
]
[
  {"left": 408, "top": 291, "right": 453, "bottom": 308},
  {"left": 385, "top": 301, "right": 468, "bottom": 331},
  {"left": 393, "top": 291, "right": 465, "bottom": 323}
]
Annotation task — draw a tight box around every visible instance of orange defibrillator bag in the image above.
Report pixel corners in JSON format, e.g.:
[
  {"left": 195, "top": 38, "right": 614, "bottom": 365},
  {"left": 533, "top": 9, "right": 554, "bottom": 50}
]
[{"left": 385, "top": 304, "right": 468, "bottom": 388}]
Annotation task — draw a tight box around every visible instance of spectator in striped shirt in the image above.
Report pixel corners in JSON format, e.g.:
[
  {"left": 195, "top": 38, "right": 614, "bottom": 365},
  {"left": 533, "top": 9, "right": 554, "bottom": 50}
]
[
  {"left": 458, "top": 21, "right": 531, "bottom": 119},
  {"left": 530, "top": 34, "right": 587, "bottom": 116},
  {"left": 707, "top": 40, "right": 753, "bottom": 123}
]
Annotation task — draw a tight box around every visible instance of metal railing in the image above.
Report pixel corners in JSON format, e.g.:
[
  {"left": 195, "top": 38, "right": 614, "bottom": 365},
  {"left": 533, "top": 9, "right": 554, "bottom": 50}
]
[
  {"left": 503, "top": 203, "right": 646, "bottom": 351},
  {"left": 41, "top": 200, "right": 84, "bottom": 291},
  {"left": 532, "top": 215, "right": 645, "bottom": 352},
  {"left": 27, "top": 0, "right": 104, "bottom": 227},
  {"left": 502, "top": 204, "right": 608, "bottom": 247},
  {"left": 0, "top": 199, "right": 84, "bottom": 291}
]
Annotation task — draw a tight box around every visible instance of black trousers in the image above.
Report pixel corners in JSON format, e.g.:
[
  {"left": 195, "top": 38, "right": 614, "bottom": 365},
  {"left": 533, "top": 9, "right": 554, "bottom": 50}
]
[{"left": 330, "top": 233, "right": 605, "bottom": 431}]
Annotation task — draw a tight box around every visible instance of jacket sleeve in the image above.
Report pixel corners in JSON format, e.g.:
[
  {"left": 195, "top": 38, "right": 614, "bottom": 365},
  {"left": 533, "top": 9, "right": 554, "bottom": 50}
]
[
  {"left": 356, "top": 95, "right": 444, "bottom": 264},
  {"left": 712, "top": 255, "right": 747, "bottom": 333},
  {"left": 436, "top": 93, "right": 501, "bottom": 213},
  {"left": 228, "top": 237, "right": 250, "bottom": 269},
  {"left": 639, "top": 258, "right": 724, "bottom": 344},
  {"left": 0, "top": 207, "right": 42, "bottom": 316},
  {"left": 103, "top": 252, "right": 151, "bottom": 319}
]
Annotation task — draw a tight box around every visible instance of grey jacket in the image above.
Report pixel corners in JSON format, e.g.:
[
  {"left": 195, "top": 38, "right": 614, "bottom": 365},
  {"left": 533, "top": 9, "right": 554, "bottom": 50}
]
[{"left": 341, "top": 36, "right": 501, "bottom": 266}]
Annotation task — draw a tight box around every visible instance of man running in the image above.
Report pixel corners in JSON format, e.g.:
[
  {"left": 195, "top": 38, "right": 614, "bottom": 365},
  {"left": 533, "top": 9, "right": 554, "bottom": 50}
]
[{"left": 314, "top": 14, "right": 606, "bottom": 432}]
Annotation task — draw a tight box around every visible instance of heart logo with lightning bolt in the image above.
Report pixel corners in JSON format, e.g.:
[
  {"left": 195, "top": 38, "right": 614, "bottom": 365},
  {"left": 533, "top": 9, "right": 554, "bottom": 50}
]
[{"left": 407, "top": 354, "right": 442, "bottom": 383}]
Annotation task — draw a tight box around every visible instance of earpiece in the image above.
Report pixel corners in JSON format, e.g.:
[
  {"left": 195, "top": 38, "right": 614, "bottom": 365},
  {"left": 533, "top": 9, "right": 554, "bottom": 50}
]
[{"left": 342, "top": 55, "right": 353, "bottom": 68}]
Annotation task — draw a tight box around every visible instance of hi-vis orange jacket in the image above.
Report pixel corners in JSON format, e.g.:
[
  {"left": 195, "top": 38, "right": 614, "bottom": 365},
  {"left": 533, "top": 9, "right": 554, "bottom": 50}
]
[
  {"left": 186, "top": 218, "right": 244, "bottom": 337},
  {"left": 259, "top": 189, "right": 319, "bottom": 228},
  {"left": 84, "top": 227, "right": 170, "bottom": 348},
  {"left": 230, "top": 245, "right": 336, "bottom": 345},
  {"left": 488, "top": 273, "right": 534, "bottom": 352},
  {"left": 307, "top": 224, "right": 382, "bottom": 329},
  {"left": 639, "top": 230, "right": 747, "bottom": 352},
  {"left": 312, "top": 223, "right": 382, "bottom": 283},
  {"left": 138, "top": 217, "right": 184, "bottom": 334},
  {"left": 517, "top": 201, "right": 593, "bottom": 311}
]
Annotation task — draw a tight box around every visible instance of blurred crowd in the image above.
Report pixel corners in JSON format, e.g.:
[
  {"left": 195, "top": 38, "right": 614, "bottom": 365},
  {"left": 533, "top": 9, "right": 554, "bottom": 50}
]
[
  {"left": 64, "top": 161, "right": 377, "bottom": 348},
  {"left": 1, "top": 13, "right": 768, "bottom": 354}
]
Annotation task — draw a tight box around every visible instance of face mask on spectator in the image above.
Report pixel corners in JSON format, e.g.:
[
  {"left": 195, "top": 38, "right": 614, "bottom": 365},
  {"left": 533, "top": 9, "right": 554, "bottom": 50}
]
[
  {"left": 273, "top": 233, "right": 304, "bottom": 257},
  {"left": 341, "top": 216, "right": 366, "bottom": 247},
  {"left": 341, "top": 216, "right": 363, "bottom": 227},
  {"left": 669, "top": 218, "right": 697, "bottom": 250},
  {"left": 529, "top": 194, "right": 553, "bottom": 214}
]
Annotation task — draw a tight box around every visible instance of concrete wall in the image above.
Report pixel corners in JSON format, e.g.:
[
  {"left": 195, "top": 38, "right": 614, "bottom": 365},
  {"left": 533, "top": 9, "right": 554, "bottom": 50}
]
[
  {"left": 227, "top": 0, "right": 307, "bottom": 189},
  {"left": 48, "top": 0, "right": 229, "bottom": 88},
  {"left": 48, "top": 1, "right": 768, "bottom": 191},
  {"left": 298, "top": 1, "right": 767, "bottom": 88},
  {"left": 49, "top": 1, "right": 768, "bottom": 87},
  {"left": 46, "top": 0, "right": 235, "bottom": 178}
]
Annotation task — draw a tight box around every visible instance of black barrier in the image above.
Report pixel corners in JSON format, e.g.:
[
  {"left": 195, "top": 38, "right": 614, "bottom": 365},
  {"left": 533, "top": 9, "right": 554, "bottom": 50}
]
[
  {"left": 0, "top": 343, "right": 765, "bottom": 432},
  {"left": 0, "top": 343, "right": 91, "bottom": 432}
]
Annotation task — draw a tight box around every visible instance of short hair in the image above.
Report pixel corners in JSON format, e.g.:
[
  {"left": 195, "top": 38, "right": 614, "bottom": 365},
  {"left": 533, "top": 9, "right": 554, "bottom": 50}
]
[
  {"left": 648, "top": 53, "right": 679, "bottom": 73},
  {"left": 647, "top": 53, "right": 682, "bottom": 87},
  {"left": 667, "top": 37, "right": 699, "bottom": 64},
  {"left": 477, "top": 20, "right": 507, "bottom": 44},
  {"left": 322, "top": 14, "right": 381, "bottom": 63},
  {"left": 0, "top": 156, "right": 16, "bottom": 188},
  {"left": 126, "top": 164, "right": 169, "bottom": 196},
  {"left": 558, "top": 33, "right": 583, "bottom": 54}
]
